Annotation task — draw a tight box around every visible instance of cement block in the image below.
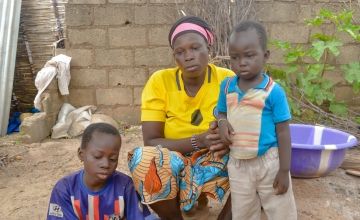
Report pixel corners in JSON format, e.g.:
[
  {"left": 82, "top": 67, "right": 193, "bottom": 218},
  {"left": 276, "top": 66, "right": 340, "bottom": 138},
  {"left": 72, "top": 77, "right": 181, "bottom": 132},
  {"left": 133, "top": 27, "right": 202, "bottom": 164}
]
[
  {"left": 336, "top": 45, "right": 360, "bottom": 64},
  {"left": 63, "top": 49, "right": 93, "bottom": 67},
  {"left": 94, "top": 6, "right": 133, "bottom": 25},
  {"left": 134, "top": 87, "right": 143, "bottom": 105},
  {"left": 324, "top": 70, "right": 346, "bottom": 85},
  {"left": 41, "top": 92, "right": 64, "bottom": 115},
  {"left": 268, "top": 48, "right": 285, "bottom": 65},
  {"left": 97, "top": 106, "right": 141, "bottom": 124},
  {"left": 148, "top": 26, "right": 171, "bottom": 46},
  {"left": 95, "top": 49, "right": 133, "bottom": 66},
  {"left": 91, "top": 114, "right": 119, "bottom": 130},
  {"left": 335, "top": 31, "right": 358, "bottom": 44},
  {"left": 96, "top": 88, "right": 133, "bottom": 105},
  {"left": 69, "top": 89, "right": 96, "bottom": 107},
  {"left": 67, "top": 28, "right": 106, "bottom": 47},
  {"left": 335, "top": 86, "right": 356, "bottom": 104},
  {"left": 70, "top": 69, "right": 107, "bottom": 87},
  {"left": 109, "top": 0, "right": 147, "bottom": 3},
  {"left": 65, "top": 5, "right": 93, "bottom": 26},
  {"left": 134, "top": 5, "right": 177, "bottom": 25},
  {"left": 109, "top": 27, "right": 147, "bottom": 47},
  {"left": 299, "top": 5, "right": 313, "bottom": 23},
  {"left": 271, "top": 24, "right": 309, "bottom": 43},
  {"left": 135, "top": 47, "right": 172, "bottom": 66},
  {"left": 68, "top": 0, "right": 106, "bottom": 4},
  {"left": 256, "top": 2, "right": 299, "bottom": 22},
  {"left": 20, "top": 113, "right": 50, "bottom": 143},
  {"left": 150, "top": 0, "right": 184, "bottom": 3},
  {"left": 109, "top": 68, "right": 147, "bottom": 86}
]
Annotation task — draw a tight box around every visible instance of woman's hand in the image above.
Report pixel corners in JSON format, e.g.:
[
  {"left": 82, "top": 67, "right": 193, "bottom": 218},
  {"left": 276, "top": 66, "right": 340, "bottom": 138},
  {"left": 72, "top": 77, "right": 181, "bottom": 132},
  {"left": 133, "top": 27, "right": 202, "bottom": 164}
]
[
  {"left": 273, "top": 169, "right": 290, "bottom": 195},
  {"left": 205, "top": 121, "right": 230, "bottom": 159}
]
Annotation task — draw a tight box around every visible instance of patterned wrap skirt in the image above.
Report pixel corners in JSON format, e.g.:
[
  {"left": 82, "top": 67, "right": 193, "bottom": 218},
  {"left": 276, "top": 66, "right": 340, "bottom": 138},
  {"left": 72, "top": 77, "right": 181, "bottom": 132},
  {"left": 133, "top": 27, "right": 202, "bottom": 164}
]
[{"left": 128, "top": 146, "right": 229, "bottom": 212}]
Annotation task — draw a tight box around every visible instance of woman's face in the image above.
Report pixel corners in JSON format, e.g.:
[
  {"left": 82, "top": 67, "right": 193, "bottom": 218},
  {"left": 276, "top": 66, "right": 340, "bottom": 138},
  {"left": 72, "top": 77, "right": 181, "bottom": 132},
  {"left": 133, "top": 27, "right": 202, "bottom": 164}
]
[{"left": 172, "top": 32, "right": 209, "bottom": 79}]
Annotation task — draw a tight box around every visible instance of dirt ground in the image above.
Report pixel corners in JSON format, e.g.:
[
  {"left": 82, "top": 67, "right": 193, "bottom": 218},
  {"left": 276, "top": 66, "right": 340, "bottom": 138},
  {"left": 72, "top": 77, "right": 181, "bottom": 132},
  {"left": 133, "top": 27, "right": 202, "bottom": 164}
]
[{"left": 0, "top": 126, "right": 359, "bottom": 220}]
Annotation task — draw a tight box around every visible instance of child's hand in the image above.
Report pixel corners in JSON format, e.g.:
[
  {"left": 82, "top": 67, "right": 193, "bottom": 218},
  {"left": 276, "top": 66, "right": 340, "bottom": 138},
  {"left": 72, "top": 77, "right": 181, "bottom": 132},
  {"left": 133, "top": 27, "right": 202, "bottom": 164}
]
[
  {"left": 218, "top": 119, "right": 235, "bottom": 146},
  {"left": 273, "top": 170, "right": 289, "bottom": 195}
]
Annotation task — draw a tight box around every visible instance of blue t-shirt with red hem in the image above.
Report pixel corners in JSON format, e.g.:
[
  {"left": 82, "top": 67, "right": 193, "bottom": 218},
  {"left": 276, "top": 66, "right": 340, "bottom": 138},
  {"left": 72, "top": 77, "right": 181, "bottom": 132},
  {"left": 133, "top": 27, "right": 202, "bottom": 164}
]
[{"left": 47, "top": 170, "right": 154, "bottom": 220}]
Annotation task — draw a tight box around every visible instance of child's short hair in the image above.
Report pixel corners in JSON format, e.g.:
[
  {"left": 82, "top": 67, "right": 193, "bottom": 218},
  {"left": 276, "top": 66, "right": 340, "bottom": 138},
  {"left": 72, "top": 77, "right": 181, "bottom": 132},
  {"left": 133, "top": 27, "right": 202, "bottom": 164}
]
[
  {"left": 232, "top": 20, "right": 267, "bottom": 51},
  {"left": 81, "top": 123, "right": 121, "bottom": 149}
]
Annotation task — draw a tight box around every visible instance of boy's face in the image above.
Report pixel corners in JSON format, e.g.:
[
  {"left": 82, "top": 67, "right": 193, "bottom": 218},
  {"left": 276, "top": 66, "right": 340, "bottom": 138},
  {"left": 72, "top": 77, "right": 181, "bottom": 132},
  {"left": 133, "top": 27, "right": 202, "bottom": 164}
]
[
  {"left": 229, "top": 29, "right": 269, "bottom": 80},
  {"left": 78, "top": 131, "right": 121, "bottom": 191},
  {"left": 172, "top": 32, "right": 210, "bottom": 79}
]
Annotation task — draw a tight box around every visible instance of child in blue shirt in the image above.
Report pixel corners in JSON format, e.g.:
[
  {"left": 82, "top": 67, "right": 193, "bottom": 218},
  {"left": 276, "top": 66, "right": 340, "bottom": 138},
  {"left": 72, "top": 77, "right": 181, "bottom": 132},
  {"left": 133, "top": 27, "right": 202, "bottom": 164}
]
[
  {"left": 217, "top": 21, "right": 297, "bottom": 219},
  {"left": 47, "top": 123, "right": 154, "bottom": 220}
]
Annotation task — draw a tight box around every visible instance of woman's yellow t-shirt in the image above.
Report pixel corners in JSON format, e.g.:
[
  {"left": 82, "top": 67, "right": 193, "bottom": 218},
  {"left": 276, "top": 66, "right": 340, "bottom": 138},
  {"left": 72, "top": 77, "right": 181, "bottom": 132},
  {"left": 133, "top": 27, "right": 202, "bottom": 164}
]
[{"left": 141, "top": 64, "right": 234, "bottom": 139}]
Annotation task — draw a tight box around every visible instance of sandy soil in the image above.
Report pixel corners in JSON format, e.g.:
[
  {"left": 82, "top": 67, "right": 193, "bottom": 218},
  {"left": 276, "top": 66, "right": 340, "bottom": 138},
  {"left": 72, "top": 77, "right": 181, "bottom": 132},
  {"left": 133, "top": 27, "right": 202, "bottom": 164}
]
[{"left": 0, "top": 126, "right": 359, "bottom": 220}]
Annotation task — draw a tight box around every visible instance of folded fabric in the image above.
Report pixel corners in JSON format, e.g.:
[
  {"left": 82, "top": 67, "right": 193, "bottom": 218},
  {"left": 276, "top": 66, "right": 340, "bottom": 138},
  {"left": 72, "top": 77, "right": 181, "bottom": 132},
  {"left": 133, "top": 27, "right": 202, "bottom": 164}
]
[{"left": 34, "top": 54, "right": 71, "bottom": 111}]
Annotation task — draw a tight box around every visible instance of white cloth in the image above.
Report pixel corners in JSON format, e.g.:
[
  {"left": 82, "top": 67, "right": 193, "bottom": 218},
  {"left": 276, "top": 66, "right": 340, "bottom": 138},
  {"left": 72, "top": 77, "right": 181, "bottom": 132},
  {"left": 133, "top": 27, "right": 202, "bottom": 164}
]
[{"left": 34, "top": 54, "right": 71, "bottom": 111}]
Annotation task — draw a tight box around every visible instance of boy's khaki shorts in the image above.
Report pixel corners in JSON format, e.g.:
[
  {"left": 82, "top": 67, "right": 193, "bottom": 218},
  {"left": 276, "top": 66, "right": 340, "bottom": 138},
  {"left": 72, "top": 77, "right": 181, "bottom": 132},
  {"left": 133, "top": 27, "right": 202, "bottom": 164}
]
[{"left": 228, "top": 147, "right": 297, "bottom": 220}]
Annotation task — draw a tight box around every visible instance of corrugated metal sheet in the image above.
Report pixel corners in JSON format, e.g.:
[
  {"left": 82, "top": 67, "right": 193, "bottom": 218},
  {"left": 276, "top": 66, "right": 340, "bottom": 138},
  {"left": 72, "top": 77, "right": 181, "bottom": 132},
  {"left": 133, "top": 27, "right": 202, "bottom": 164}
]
[{"left": 0, "top": 0, "right": 22, "bottom": 136}]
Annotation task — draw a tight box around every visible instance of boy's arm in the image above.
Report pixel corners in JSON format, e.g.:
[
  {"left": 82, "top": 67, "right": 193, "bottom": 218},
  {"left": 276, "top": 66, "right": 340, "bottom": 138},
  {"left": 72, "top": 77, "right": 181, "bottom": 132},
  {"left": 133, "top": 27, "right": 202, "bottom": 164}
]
[
  {"left": 209, "top": 79, "right": 233, "bottom": 157},
  {"left": 274, "top": 121, "right": 291, "bottom": 195},
  {"left": 47, "top": 185, "right": 79, "bottom": 220},
  {"left": 276, "top": 121, "right": 291, "bottom": 172},
  {"left": 271, "top": 84, "right": 292, "bottom": 195},
  {"left": 124, "top": 179, "right": 151, "bottom": 220},
  {"left": 216, "top": 79, "right": 234, "bottom": 145}
]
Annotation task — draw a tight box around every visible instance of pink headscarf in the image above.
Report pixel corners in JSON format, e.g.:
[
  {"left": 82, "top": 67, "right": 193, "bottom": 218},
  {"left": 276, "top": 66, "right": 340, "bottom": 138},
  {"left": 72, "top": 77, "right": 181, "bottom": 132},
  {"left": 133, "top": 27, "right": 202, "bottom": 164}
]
[{"left": 170, "top": 22, "right": 214, "bottom": 47}]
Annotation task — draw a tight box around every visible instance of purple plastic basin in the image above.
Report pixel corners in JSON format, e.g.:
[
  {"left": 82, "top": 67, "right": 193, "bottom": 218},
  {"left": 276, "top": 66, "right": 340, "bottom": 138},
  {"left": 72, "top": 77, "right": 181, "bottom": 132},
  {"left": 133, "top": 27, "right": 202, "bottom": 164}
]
[{"left": 290, "top": 124, "right": 358, "bottom": 178}]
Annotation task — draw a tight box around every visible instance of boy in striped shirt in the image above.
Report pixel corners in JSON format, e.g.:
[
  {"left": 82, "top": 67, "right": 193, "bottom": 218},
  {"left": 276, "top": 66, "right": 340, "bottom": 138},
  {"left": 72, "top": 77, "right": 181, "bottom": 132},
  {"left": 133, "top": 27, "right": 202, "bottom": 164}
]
[
  {"left": 47, "top": 123, "right": 154, "bottom": 220},
  {"left": 217, "top": 21, "right": 297, "bottom": 219}
]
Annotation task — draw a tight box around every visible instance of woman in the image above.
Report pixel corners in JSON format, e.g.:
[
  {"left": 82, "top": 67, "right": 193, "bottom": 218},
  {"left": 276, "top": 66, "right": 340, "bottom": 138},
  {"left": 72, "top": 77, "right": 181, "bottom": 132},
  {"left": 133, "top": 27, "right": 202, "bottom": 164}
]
[{"left": 128, "top": 16, "right": 233, "bottom": 220}]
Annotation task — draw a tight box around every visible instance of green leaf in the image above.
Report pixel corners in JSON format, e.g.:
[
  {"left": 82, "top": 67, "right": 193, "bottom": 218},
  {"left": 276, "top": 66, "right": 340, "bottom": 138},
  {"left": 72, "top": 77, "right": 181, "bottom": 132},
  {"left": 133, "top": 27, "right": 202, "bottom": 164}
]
[
  {"left": 321, "top": 79, "right": 334, "bottom": 90},
  {"left": 308, "top": 40, "right": 342, "bottom": 61},
  {"left": 342, "top": 62, "right": 360, "bottom": 83},
  {"left": 271, "top": 40, "right": 291, "bottom": 50},
  {"left": 329, "top": 102, "right": 348, "bottom": 116},
  {"left": 284, "top": 47, "right": 305, "bottom": 63},
  {"left": 319, "top": 8, "right": 333, "bottom": 19},
  {"left": 307, "top": 64, "right": 324, "bottom": 79},
  {"left": 309, "top": 41, "right": 326, "bottom": 61},
  {"left": 338, "top": 10, "right": 353, "bottom": 24},
  {"left": 341, "top": 62, "right": 360, "bottom": 93},
  {"left": 306, "top": 16, "right": 323, "bottom": 26},
  {"left": 326, "top": 39, "right": 342, "bottom": 56},
  {"left": 311, "top": 33, "right": 333, "bottom": 41}
]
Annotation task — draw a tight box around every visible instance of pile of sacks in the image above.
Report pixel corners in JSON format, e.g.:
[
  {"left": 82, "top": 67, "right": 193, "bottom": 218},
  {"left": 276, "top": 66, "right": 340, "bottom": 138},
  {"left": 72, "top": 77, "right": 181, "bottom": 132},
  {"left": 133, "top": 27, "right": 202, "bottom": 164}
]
[{"left": 51, "top": 103, "right": 119, "bottom": 139}]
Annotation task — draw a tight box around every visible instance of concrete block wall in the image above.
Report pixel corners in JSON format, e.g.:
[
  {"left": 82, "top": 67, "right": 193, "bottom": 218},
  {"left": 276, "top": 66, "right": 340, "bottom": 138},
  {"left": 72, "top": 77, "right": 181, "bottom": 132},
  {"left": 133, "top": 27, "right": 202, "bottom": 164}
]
[
  {"left": 63, "top": 0, "right": 360, "bottom": 124},
  {"left": 63, "top": 0, "right": 180, "bottom": 124}
]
